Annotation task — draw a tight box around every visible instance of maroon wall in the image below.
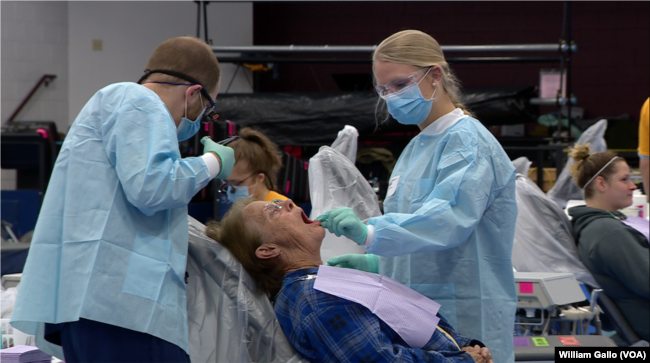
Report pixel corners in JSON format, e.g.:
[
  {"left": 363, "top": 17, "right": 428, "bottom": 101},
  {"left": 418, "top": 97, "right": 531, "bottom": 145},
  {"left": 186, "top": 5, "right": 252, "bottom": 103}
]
[{"left": 253, "top": 1, "right": 649, "bottom": 121}]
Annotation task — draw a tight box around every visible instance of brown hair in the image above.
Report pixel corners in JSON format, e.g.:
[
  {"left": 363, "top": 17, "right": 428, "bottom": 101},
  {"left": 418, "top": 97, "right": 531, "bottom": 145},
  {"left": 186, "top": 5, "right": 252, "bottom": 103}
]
[
  {"left": 145, "top": 36, "right": 221, "bottom": 93},
  {"left": 568, "top": 143, "right": 623, "bottom": 198},
  {"left": 205, "top": 198, "right": 284, "bottom": 297},
  {"left": 229, "top": 128, "right": 283, "bottom": 191},
  {"left": 373, "top": 29, "right": 473, "bottom": 122}
]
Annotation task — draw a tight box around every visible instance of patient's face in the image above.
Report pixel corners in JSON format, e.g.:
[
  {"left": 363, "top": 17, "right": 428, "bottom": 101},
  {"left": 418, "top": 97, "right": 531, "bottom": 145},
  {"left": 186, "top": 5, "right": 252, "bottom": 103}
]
[{"left": 243, "top": 199, "right": 325, "bottom": 251}]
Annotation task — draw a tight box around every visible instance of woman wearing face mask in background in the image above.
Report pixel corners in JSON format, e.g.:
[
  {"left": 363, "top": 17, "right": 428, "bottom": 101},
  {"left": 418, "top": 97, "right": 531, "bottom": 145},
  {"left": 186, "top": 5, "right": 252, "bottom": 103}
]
[
  {"left": 220, "top": 127, "right": 288, "bottom": 203},
  {"left": 317, "top": 29, "right": 518, "bottom": 363}
]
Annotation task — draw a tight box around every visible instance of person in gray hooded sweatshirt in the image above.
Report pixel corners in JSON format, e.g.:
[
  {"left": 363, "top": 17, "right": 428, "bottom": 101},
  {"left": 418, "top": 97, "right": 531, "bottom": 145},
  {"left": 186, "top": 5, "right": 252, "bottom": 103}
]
[{"left": 567, "top": 143, "right": 649, "bottom": 341}]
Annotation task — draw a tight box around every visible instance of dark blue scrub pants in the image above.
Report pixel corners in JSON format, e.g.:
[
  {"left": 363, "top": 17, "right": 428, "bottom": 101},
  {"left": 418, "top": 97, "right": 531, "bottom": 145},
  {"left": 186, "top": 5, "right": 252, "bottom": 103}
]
[{"left": 45, "top": 318, "right": 190, "bottom": 363}]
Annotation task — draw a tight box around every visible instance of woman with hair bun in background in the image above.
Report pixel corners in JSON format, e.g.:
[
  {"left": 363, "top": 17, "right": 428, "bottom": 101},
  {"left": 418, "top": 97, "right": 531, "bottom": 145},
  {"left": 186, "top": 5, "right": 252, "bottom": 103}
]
[
  {"left": 220, "top": 127, "right": 288, "bottom": 203},
  {"left": 567, "top": 143, "right": 649, "bottom": 341}
]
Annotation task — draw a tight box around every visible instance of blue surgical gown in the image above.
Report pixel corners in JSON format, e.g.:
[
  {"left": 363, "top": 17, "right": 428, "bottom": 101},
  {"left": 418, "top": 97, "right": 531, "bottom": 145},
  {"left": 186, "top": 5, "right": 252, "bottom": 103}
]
[
  {"left": 366, "top": 109, "right": 518, "bottom": 363},
  {"left": 11, "top": 83, "right": 212, "bottom": 355}
]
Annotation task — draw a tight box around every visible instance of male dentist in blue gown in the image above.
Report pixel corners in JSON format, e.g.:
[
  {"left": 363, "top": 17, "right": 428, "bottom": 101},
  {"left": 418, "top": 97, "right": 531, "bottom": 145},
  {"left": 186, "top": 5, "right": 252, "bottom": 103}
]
[{"left": 11, "top": 36, "right": 232, "bottom": 363}]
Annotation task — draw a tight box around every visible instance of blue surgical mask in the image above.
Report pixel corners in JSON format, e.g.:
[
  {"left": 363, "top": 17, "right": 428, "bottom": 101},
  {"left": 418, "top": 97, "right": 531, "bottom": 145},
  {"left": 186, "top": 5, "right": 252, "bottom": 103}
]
[
  {"left": 177, "top": 109, "right": 204, "bottom": 141},
  {"left": 177, "top": 88, "right": 205, "bottom": 141},
  {"left": 226, "top": 182, "right": 258, "bottom": 203},
  {"left": 385, "top": 80, "right": 436, "bottom": 125}
]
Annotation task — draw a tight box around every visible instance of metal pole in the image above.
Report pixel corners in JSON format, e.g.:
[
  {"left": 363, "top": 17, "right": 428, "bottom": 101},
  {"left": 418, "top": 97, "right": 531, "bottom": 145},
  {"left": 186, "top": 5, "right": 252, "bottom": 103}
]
[
  {"left": 39, "top": 141, "right": 46, "bottom": 201},
  {"left": 447, "top": 56, "right": 562, "bottom": 64},
  {"left": 203, "top": 1, "right": 209, "bottom": 44},
  {"left": 215, "top": 56, "right": 563, "bottom": 65},
  {"left": 555, "top": 145, "right": 566, "bottom": 180},
  {"left": 565, "top": 1, "right": 574, "bottom": 141},
  {"left": 6, "top": 75, "right": 56, "bottom": 123},
  {"left": 557, "top": 59, "right": 566, "bottom": 139},
  {"left": 530, "top": 97, "right": 577, "bottom": 106},
  {"left": 211, "top": 44, "right": 563, "bottom": 54},
  {"left": 213, "top": 45, "right": 379, "bottom": 53},
  {"left": 195, "top": 1, "right": 200, "bottom": 39}
]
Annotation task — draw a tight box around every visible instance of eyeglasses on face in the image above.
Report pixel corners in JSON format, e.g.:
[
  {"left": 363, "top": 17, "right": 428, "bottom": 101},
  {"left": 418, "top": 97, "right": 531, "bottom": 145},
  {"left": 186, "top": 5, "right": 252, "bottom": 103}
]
[
  {"left": 216, "top": 171, "right": 275, "bottom": 194},
  {"left": 216, "top": 172, "right": 258, "bottom": 193},
  {"left": 199, "top": 88, "right": 218, "bottom": 123},
  {"left": 264, "top": 199, "right": 284, "bottom": 212},
  {"left": 374, "top": 67, "right": 432, "bottom": 99}
]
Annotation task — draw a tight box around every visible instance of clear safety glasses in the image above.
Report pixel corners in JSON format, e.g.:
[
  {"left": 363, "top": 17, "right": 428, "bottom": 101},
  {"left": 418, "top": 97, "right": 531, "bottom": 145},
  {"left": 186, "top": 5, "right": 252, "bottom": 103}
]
[
  {"left": 374, "top": 67, "right": 432, "bottom": 99},
  {"left": 264, "top": 199, "right": 284, "bottom": 212}
]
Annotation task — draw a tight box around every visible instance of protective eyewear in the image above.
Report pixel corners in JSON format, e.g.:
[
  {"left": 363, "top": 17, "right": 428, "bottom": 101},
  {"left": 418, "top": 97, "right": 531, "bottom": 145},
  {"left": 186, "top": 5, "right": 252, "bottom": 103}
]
[
  {"left": 217, "top": 169, "right": 276, "bottom": 194},
  {"left": 137, "top": 69, "right": 219, "bottom": 123},
  {"left": 216, "top": 171, "right": 258, "bottom": 193},
  {"left": 198, "top": 90, "right": 218, "bottom": 123},
  {"left": 264, "top": 199, "right": 284, "bottom": 212},
  {"left": 374, "top": 67, "right": 432, "bottom": 99}
]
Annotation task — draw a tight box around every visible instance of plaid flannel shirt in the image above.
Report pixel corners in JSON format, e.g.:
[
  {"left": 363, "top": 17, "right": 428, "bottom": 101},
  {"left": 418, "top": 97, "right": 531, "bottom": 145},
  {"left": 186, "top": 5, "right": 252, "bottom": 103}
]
[{"left": 274, "top": 268, "right": 484, "bottom": 363}]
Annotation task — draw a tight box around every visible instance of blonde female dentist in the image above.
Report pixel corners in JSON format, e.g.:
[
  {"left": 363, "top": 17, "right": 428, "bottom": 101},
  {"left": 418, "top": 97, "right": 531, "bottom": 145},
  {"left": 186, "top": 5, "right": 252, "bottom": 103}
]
[{"left": 317, "top": 30, "right": 518, "bottom": 363}]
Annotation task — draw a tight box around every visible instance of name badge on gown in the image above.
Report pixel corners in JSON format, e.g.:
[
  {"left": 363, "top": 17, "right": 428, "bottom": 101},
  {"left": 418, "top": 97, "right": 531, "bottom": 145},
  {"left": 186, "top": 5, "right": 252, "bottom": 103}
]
[
  {"left": 387, "top": 176, "right": 400, "bottom": 197},
  {"left": 314, "top": 265, "right": 441, "bottom": 349}
]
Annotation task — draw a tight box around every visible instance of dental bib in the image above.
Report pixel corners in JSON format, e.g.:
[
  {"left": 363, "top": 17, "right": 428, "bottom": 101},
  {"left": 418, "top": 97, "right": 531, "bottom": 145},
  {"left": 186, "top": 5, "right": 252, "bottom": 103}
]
[{"left": 314, "top": 265, "right": 441, "bottom": 349}]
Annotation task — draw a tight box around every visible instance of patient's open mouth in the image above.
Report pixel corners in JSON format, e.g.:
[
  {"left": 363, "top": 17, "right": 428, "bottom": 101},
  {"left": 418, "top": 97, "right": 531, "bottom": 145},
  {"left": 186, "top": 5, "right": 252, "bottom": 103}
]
[{"left": 301, "top": 210, "right": 318, "bottom": 225}]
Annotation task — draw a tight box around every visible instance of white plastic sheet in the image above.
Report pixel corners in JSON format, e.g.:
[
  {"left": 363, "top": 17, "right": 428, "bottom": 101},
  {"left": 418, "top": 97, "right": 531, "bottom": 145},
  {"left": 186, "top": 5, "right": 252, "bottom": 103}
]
[
  {"left": 547, "top": 119, "right": 608, "bottom": 208},
  {"left": 330, "top": 125, "right": 359, "bottom": 164},
  {"left": 512, "top": 174, "right": 600, "bottom": 288},
  {"left": 512, "top": 156, "right": 533, "bottom": 177},
  {"left": 308, "top": 146, "right": 382, "bottom": 262},
  {"left": 186, "top": 217, "right": 308, "bottom": 363},
  {"left": 1, "top": 286, "right": 17, "bottom": 318}
]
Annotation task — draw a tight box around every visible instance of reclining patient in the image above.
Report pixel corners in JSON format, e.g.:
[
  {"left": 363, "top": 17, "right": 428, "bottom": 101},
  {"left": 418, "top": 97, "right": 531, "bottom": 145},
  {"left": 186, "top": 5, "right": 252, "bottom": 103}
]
[{"left": 206, "top": 198, "right": 493, "bottom": 363}]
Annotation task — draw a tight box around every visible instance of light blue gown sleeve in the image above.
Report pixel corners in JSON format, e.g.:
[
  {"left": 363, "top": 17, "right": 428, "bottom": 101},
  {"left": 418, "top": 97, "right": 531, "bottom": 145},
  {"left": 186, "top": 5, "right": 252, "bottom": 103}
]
[
  {"left": 102, "top": 95, "right": 211, "bottom": 216},
  {"left": 367, "top": 132, "right": 496, "bottom": 257}
]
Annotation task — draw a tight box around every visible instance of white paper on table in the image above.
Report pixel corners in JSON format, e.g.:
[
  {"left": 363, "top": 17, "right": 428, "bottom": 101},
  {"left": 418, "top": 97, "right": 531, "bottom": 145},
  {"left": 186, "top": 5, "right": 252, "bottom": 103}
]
[{"left": 314, "top": 265, "right": 441, "bottom": 349}]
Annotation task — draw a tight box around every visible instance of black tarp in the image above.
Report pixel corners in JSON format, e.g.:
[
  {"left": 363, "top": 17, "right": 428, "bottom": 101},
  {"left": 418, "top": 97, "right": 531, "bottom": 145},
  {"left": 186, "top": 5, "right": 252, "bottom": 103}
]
[{"left": 214, "top": 86, "right": 538, "bottom": 146}]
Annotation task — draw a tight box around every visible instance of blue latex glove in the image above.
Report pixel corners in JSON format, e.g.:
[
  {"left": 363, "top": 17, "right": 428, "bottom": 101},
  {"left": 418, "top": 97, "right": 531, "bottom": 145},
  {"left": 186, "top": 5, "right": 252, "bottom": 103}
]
[
  {"left": 327, "top": 254, "right": 379, "bottom": 274},
  {"left": 201, "top": 136, "right": 235, "bottom": 179},
  {"left": 315, "top": 207, "right": 368, "bottom": 245}
]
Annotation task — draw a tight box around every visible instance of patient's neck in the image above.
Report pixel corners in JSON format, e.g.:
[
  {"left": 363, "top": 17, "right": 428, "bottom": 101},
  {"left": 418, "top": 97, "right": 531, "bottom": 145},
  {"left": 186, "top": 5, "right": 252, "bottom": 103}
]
[{"left": 283, "top": 255, "right": 323, "bottom": 274}]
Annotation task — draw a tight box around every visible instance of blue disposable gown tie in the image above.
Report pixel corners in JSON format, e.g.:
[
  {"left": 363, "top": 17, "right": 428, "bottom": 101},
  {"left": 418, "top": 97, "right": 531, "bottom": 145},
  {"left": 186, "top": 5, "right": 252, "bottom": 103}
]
[
  {"left": 11, "top": 83, "right": 213, "bottom": 356},
  {"left": 366, "top": 109, "right": 518, "bottom": 363}
]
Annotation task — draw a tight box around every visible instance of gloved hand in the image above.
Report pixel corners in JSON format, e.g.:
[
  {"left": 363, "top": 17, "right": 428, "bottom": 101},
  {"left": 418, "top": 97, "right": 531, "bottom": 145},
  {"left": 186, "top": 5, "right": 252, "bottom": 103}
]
[
  {"left": 315, "top": 207, "right": 368, "bottom": 245},
  {"left": 327, "top": 254, "right": 379, "bottom": 274},
  {"left": 201, "top": 136, "right": 235, "bottom": 179}
]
